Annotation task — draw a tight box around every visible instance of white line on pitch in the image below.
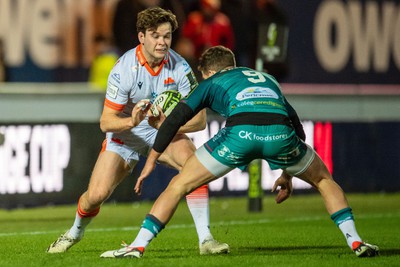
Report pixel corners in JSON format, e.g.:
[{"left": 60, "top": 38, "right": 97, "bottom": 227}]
[{"left": 1, "top": 212, "right": 398, "bottom": 237}]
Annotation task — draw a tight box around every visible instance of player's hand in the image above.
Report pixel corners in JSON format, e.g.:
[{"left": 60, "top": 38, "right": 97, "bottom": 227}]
[
  {"left": 132, "top": 99, "right": 151, "bottom": 127},
  {"left": 134, "top": 150, "right": 160, "bottom": 195},
  {"left": 148, "top": 106, "right": 166, "bottom": 130},
  {"left": 134, "top": 161, "right": 156, "bottom": 195},
  {"left": 271, "top": 172, "right": 293, "bottom": 204}
]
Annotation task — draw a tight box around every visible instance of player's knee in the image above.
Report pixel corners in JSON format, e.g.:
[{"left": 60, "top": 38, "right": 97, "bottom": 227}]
[
  {"left": 86, "top": 188, "right": 112, "bottom": 206},
  {"left": 168, "top": 179, "right": 192, "bottom": 197},
  {"left": 308, "top": 166, "right": 334, "bottom": 189}
]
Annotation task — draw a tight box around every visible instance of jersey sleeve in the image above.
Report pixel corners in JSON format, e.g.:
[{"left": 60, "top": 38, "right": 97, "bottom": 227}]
[
  {"left": 175, "top": 58, "right": 198, "bottom": 98},
  {"left": 104, "top": 57, "right": 132, "bottom": 111},
  {"left": 181, "top": 81, "right": 210, "bottom": 114},
  {"left": 283, "top": 96, "right": 305, "bottom": 141}
]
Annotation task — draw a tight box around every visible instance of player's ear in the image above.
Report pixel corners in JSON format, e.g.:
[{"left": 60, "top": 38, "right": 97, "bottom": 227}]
[{"left": 138, "top": 32, "right": 144, "bottom": 44}]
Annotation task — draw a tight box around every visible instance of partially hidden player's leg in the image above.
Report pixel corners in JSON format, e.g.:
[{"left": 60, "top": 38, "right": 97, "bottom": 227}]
[
  {"left": 295, "top": 151, "right": 348, "bottom": 214},
  {"left": 152, "top": 152, "right": 217, "bottom": 222},
  {"left": 157, "top": 133, "right": 229, "bottom": 254},
  {"left": 47, "top": 150, "right": 131, "bottom": 253},
  {"left": 100, "top": 151, "right": 226, "bottom": 258},
  {"left": 292, "top": 148, "right": 379, "bottom": 257}
]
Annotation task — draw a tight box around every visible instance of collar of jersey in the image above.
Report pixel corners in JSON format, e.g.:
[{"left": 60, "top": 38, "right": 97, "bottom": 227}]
[{"left": 136, "top": 45, "right": 169, "bottom": 76}]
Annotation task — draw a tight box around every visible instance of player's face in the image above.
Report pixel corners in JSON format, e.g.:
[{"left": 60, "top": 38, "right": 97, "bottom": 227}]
[{"left": 139, "top": 22, "right": 172, "bottom": 64}]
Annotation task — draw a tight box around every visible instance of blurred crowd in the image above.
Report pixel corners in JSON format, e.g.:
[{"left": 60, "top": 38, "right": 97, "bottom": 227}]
[{"left": 90, "top": 0, "right": 288, "bottom": 89}]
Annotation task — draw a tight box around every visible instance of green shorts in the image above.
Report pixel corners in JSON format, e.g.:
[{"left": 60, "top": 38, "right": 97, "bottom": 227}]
[{"left": 198, "top": 124, "right": 308, "bottom": 175}]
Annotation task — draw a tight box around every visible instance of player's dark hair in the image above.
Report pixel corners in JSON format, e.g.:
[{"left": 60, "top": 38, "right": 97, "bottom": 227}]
[
  {"left": 137, "top": 7, "right": 178, "bottom": 34},
  {"left": 197, "top": 45, "right": 236, "bottom": 74}
]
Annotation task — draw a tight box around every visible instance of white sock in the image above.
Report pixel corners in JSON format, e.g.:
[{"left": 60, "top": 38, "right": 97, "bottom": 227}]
[
  {"left": 186, "top": 185, "right": 212, "bottom": 244},
  {"left": 338, "top": 220, "right": 362, "bottom": 248},
  {"left": 68, "top": 202, "right": 99, "bottom": 239},
  {"left": 68, "top": 212, "right": 93, "bottom": 239},
  {"left": 130, "top": 228, "right": 155, "bottom": 248}
]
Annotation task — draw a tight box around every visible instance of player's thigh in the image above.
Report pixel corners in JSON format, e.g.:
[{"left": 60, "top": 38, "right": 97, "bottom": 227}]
[
  {"left": 169, "top": 153, "right": 217, "bottom": 194},
  {"left": 158, "top": 133, "right": 195, "bottom": 170},
  {"left": 296, "top": 152, "right": 333, "bottom": 186},
  {"left": 88, "top": 151, "right": 132, "bottom": 195}
]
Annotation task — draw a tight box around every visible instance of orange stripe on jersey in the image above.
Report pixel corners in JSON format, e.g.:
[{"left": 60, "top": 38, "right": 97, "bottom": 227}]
[
  {"left": 101, "top": 138, "right": 107, "bottom": 152},
  {"left": 136, "top": 44, "right": 168, "bottom": 76},
  {"left": 104, "top": 98, "right": 125, "bottom": 111},
  {"left": 136, "top": 45, "right": 147, "bottom": 65}
]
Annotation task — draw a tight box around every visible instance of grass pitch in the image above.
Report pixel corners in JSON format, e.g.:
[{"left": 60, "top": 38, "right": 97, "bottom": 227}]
[{"left": 1, "top": 193, "right": 399, "bottom": 267}]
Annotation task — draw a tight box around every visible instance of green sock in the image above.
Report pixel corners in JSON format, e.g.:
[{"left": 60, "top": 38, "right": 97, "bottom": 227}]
[
  {"left": 142, "top": 214, "right": 165, "bottom": 236},
  {"left": 330, "top": 207, "right": 353, "bottom": 226}
]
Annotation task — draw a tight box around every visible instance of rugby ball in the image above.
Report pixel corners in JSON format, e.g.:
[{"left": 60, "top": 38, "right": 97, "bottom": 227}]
[{"left": 150, "top": 90, "right": 182, "bottom": 116}]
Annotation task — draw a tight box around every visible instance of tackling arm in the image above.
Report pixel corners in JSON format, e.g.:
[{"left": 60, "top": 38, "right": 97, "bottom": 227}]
[
  {"left": 153, "top": 102, "right": 195, "bottom": 153},
  {"left": 177, "top": 108, "right": 207, "bottom": 133},
  {"left": 149, "top": 108, "right": 207, "bottom": 134},
  {"left": 134, "top": 102, "right": 195, "bottom": 195}
]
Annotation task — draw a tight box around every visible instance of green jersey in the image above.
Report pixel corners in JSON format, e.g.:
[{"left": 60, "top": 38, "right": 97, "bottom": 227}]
[
  {"left": 153, "top": 66, "right": 307, "bottom": 172},
  {"left": 182, "top": 67, "right": 289, "bottom": 118}
]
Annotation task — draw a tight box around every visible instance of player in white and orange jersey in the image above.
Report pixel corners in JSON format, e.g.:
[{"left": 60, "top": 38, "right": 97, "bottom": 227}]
[{"left": 47, "top": 7, "right": 229, "bottom": 256}]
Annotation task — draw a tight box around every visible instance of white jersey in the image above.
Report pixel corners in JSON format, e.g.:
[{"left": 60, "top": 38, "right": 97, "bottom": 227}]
[{"left": 102, "top": 45, "right": 198, "bottom": 163}]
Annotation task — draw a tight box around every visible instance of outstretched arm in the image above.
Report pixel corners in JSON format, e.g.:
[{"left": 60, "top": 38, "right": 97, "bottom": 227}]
[
  {"left": 148, "top": 108, "right": 206, "bottom": 134},
  {"left": 135, "top": 103, "right": 195, "bottom": 194},
  {"left": 135, "top": 149, "right": 160, "bottom": 195},
  {"left": 177, "top": 108, "right": 206, "bottom": 133}
]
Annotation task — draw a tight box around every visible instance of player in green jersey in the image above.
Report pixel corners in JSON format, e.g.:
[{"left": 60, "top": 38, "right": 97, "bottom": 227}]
[{"left": 101, "top": 45, "right": 378, "bottom": 258}]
